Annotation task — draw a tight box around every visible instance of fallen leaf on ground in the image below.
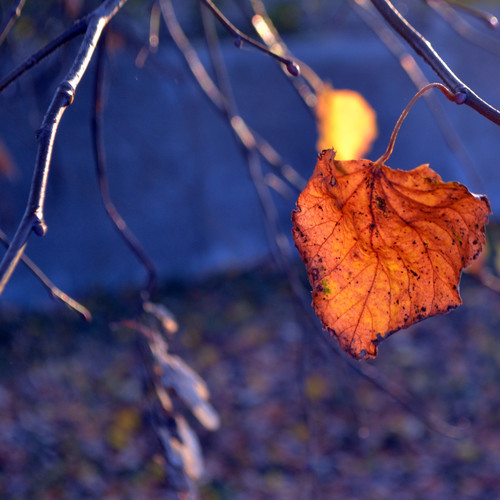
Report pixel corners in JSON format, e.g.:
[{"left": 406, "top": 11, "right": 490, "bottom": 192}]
[
  {"left": 292, "top": 149, "right": 491, "bottom": 359},
  {"left": 315, "top": 85, "right": 377, "bottom": 160}
]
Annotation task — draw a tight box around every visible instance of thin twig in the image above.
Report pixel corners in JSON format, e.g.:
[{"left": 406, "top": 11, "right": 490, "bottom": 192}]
[
  {"left": 440, "top": 0, "right": 499, "bottom": 28},
  {"left": 160, "top": 0, "right": 305, "bottom": 192},
  {"left": 91, "top": 30, "right": 157, "bottom": 302},
  {"left": 134, "top": 2, "right": 161, "bottom": 68},
  {"left": 199, "top": 0, "right": 300, "bottom": 76},
  {"left": 426, "top": 0, "right": 500, "bottom": 56},
  {"left": 0, "top": 0, "right": 27, "bottom": 47},
  {"left": 245, "top": 0, "right": 323, "bottom": 92},
  {"left": 166, "top": 0, "right": 463, "bottom": 440},
  {"left": 207, "top": 0, "right": 463, "bottom": 439},
  {"left": 335, "top": 345, "right": 468, "bottom": 438},
  {"left": 469, "top": 269, "right": 500, "bottom": 294},
  {"left": 236, "top": 0, "right": 319, "bottom": 112},
  {"left": 0, "top": 229, "right": 91, "bottom": 320},
  {"left": 199, "top": 2, "right": 290, "bottom": 269},
  {"left": 0, "top": 0, "right": 128, "bottom": 296},
  {"left": 353, "top": 0, "right": 484, "bottom": 191},
  {"left": 369, "top": 0, "right": 500, "bottom": 125},
  {"left": 200, "top": 4, "right": 238, "bottom": 116},
  {"left": 0, "top": 17, "right": 88, "bottom": 93}
]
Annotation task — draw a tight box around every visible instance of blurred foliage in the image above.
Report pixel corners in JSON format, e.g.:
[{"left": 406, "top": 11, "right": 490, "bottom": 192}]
[
  {"left": 267, "top": 1, "right": 302, "bottom": 32},
  {"left": 1, "top": 250, "right": 500, "bottom": 498}
]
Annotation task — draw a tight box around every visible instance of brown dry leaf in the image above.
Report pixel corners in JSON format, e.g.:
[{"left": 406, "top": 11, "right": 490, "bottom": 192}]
[
  {"left": 292, "top": 149, "right": 491, "bottom": 359},
  {"left": 315, "top": 85, "right": 377, "bottom": 160}
]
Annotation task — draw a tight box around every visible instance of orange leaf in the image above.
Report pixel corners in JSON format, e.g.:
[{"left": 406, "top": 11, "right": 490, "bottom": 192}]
[
  {"left": 315, "top": 85, "right": 377, "bottom": 160},
  {"left": 292, "top": 149, "right": 491, "bottom": 359}
]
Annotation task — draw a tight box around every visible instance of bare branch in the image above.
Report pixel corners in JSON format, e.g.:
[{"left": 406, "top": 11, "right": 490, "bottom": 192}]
[
  {"left": 92, "top": 31, "right": 157, "bottom": 302},
  {"left": 369, "top": 0, "right": 500, "bottom": 125},
  {"left": 238, "top": 0, "right": 320, "bottom": 109},
  {"left": 0, "top": 18, "right": 88, "bottom": 93},
  {"left": 352, "top": 0, "right": 485, "bottom": 191},
  {"left": 101, "top": 0, "right": 473, "bottom": 442},
  {"left": 338, "top": 346, "right": 468, "bottom": 438},
  {"left": 198, "top": 1, "right": 292, "bottom": 270},
  {"left": 426, "top": 0, "right": 500, "bottom": 56},
  {"left": 199, "top": 0, "right": 300, "bottom": 76},
  {"left": 439, "top": 0, "right": 499, "bottom": 28},
  {"left": 0, "top": 0, "right": 26, "bottom": 47},
  {"left": 160, "top": 0, "right": 305, "bottom": 192},
  {"left": 0, "top": 0, "right": 128, "bottom": 296},
  {"left": 134, "top": 2, "right": 162, "bottom": 68},
  {"left": 0, "top": 229, "right": 91, "bottom": 320}
]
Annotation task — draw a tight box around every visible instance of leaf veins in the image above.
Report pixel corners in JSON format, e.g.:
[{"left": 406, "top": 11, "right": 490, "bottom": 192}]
[{"left": 292, "top": 149, "right": 491, "bottom": 359}]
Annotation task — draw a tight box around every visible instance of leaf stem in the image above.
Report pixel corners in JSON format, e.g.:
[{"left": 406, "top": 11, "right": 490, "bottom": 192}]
[
  {"left": 370, "top": 0, "right": 500, "bottom": 126},
  {"left": 376, "top": 82, "right": 454, "bottom": 165}
]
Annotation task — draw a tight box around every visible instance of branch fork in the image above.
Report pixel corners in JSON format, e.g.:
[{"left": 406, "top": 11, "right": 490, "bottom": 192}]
[{"left": 0, "top": 0, "right": 127, "bottom": 296}]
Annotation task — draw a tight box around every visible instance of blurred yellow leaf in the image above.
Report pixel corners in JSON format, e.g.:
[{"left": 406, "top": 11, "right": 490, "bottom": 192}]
[
  {"left": 107, "top": 407, "right": 140, "bottom": 450},
  {"left": 315, "top": 85, "right": 377, "bottom": 160},
  {"left": 304, "top": 373, "right": 327, "bottom": 401}
]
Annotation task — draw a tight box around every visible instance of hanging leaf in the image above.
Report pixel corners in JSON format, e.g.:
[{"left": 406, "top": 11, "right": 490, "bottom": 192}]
[
  {"left": 315, "top": 85, "right": 377, "bottom": 160},
  {"left": 292, "top": 149, "right": 491, "bottom": 359}
]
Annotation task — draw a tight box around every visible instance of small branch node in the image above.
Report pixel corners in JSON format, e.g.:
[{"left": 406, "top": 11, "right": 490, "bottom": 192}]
[
  {"left": 58, "top": 81, "right": 75, "bottom": 106},
  {"left": 234, "top": 35, "right": 243, "bottom": 48},
  {"left": 376, "top": 82, "right": 450, "bottom": 165},
  {"left": 454, "top": 88, "right": 468, "bottom": 104},
  {"left": 370, "top": 0, "right": 500, "bottom": 125},
  {"left": 33, "top": 216, "right": 47, "bottom": 237},
  {"left": 286, "top": 61, "right": 300, "bottom": 77}
]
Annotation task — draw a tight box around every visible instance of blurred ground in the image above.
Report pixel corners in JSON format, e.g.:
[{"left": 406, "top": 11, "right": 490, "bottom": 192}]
[
  {"left": 1, "top": 257, "right": 500, "bottom": 499},
  {"left": 3, "top": 3, "right": 500, "bottom": 499}
]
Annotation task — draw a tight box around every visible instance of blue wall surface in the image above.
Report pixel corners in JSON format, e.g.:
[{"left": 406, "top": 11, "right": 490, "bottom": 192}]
[{"left": 1, "top": 3, "right": 499, "bottom": 307}]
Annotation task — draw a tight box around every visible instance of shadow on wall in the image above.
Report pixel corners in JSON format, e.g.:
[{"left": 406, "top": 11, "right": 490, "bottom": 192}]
[{"left": 0, "top": 3, "right": 499, "bottom": 307}]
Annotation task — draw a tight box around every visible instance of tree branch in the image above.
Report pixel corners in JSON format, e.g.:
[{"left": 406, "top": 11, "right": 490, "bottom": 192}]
[
  {"left": 0, "top": 229, "right": 91, "bottom": 320},
  {"left": 237, "top": 0, "right": 320, "bottom": 111},
  {"left": 199, "top": 0, "right": 300, "bottom": 76},
  {"left": 353, "top": 0, "right": 484, "bottom": 191},
  {"left": 160, "top": 0, "right": 305, "bottom": 192},
  {"left": 369, "top": 0, "right": 500, "bottom": 125},
  {"left": 0, "top": 0, "right": 26, "bottom": 47},
  {"left": 425, "top": 0, "right": 500, "bottom": 56},
  {"left": 438, "top": 0, "right": 499, "bottom": 28},
  {"left": 200, "top": 2, "right": 290, "bottom": 270},
  {"left": 0, "top": 18, "right": 88, "bottom": 93},
  {"left": 92, "top": 31, "right": 157, "bottom": 302},
  {"left": 0, "top": 0, "right": 128, "bottom": 296}
]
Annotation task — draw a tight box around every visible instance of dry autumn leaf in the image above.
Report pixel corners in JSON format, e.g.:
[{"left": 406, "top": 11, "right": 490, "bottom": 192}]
[
  {"left": 315, "top": 85, "right": 377, "bottom": 160},
  {"left": 292, "top": 149, "right": 491, "bottom": 359}
]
